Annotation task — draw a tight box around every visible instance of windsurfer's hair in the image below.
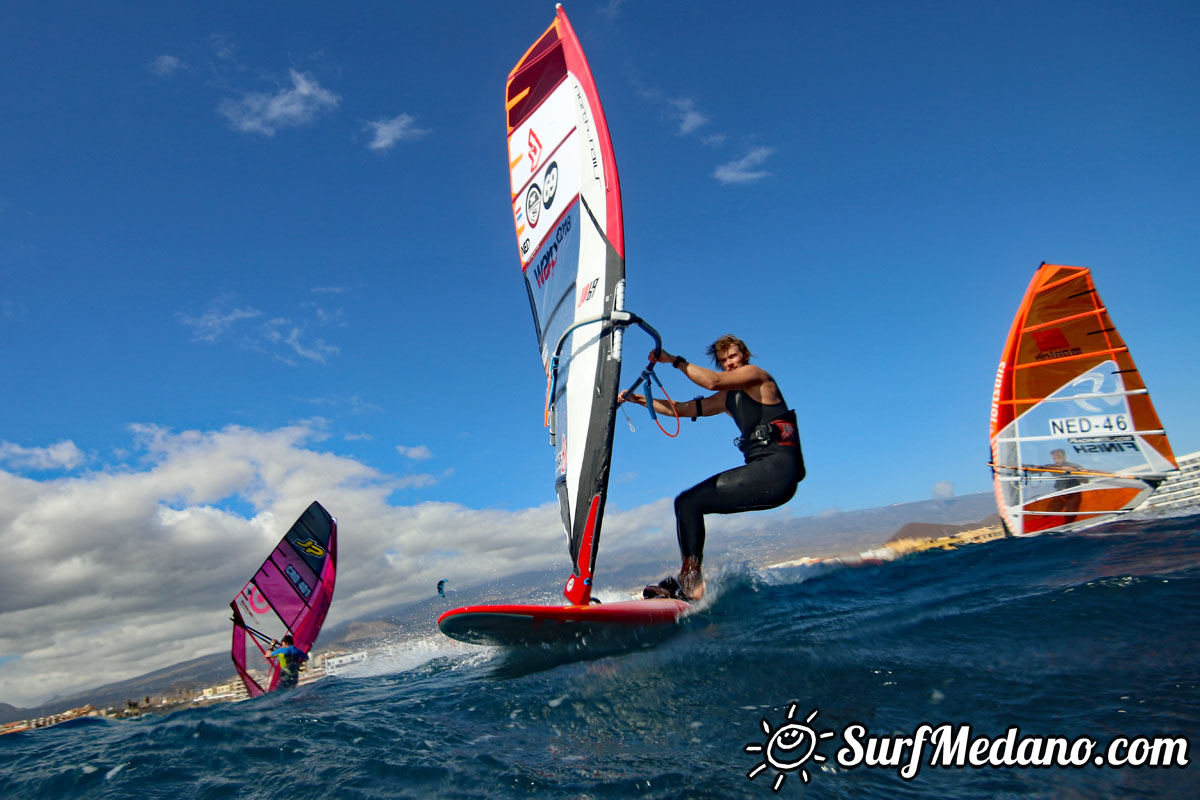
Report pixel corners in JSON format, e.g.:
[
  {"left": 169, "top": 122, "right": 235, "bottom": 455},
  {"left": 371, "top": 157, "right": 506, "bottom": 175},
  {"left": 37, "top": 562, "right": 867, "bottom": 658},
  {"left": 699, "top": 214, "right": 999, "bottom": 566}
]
[{"left": 706, "top": 334, "right": 752, "bottom": 364}]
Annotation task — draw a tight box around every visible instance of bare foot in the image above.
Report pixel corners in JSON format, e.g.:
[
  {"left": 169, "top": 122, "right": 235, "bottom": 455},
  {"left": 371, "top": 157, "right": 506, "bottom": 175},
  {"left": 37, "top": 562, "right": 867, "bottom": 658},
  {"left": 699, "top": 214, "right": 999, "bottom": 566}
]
[{"left": 680, "top": 557, "right": 705, "bottom": 600}]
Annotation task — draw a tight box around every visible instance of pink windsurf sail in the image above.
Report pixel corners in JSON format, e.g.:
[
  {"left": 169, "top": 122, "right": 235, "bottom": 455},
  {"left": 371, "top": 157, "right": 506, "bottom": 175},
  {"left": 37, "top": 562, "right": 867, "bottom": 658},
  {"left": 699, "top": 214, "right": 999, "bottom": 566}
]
[{"left": 230, "top": 501, "right": 337, "bottom": 696}]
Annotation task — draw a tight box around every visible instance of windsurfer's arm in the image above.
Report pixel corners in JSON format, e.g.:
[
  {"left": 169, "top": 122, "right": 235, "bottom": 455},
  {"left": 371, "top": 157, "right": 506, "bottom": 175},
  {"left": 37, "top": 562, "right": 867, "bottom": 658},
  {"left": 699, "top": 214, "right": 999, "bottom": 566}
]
[
  {"left": 618, "top": 390, "right": 676, "bottom": 415},
  {"left": 619, "top": 390, "right": 723, "bottom": 418},
  {"left": 652, "top": 349, "right": 769, "bottom": 392}
]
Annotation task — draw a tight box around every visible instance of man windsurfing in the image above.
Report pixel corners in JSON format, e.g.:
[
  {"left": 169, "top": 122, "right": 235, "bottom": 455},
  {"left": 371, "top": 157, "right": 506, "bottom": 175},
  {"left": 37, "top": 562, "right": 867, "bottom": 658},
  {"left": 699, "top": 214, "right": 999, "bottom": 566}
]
[
  {"left": 266, "top": 634, "right": 309, "bottom": 689},
  {"left": 621, "top": 334, "right": 805, "bottom": 600}
]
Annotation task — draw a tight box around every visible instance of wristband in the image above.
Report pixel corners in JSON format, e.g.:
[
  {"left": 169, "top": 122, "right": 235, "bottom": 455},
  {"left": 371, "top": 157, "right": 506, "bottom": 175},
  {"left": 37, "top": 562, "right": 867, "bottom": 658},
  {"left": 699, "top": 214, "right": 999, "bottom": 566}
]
[{"left": 673, "top": 355, "right": 687, "bottom": 369}]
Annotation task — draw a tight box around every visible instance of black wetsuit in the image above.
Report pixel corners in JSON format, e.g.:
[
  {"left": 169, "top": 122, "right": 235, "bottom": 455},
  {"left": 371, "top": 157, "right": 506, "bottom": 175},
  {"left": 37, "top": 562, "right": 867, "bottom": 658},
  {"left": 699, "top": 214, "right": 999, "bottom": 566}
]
[{"left": 673, "top": 388, "right": 805, "bottom": 561}]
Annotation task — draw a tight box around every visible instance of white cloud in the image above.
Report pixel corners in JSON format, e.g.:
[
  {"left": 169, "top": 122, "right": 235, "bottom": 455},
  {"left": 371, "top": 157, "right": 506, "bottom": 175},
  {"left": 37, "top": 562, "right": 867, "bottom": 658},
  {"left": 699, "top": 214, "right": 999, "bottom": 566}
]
[
  {"left": 713, "top": 146, "right": 774, "bottom": 184},
  {"left": 667, "top": 97, "right": 709, "bottom": 136},
  {"left": 364, "top": 114, "right": 430, "bottom": 151},
  {"left": 932, "top": 481, "right": 955, "bottom": 499},
  {"left": 218, "top": 69, "right": 340, "bottom": 136},
  {"left": 261, "top": 318, "right": 340, "bottom": 365},
  {"left": 179, "top": 296, "right": 345, "bottom": 366},
  {"left": 636, "top": 85, "right": 772, "bottom": 180},
  {"left": 0, "top": 440, "right": 86, "bottom": 471},
  {"left": 177, "top": 305, "right": 262, "bottom": 343},
  {"left": 209, "top": 34, "right": 237, "bottom": 64},
  {"left": 597, "top": 0, "right": 627, "bottom": 19},
  {"left": 396, "top": 445, "right": 434, "bottom": 461},
  {"left": 148, "top": 55, "right": 185, "bottom": 77}
]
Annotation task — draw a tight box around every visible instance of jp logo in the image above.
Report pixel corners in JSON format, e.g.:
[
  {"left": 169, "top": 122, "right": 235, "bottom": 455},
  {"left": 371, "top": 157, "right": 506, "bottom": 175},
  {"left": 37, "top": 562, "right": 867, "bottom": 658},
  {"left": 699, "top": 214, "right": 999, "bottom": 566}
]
[
  {"left": 293, "top": 538, "right": 326, "bottom": 557},
  {"left": 745, "top": 704, "right": 835, "bottom": 791}
]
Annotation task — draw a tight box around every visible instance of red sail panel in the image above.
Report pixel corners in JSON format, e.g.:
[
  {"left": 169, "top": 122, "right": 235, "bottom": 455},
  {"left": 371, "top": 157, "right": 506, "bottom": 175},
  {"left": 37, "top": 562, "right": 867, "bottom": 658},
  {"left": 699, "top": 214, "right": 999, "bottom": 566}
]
[{"left": 230, "top": 501, "right": 337, "bottom": 696}]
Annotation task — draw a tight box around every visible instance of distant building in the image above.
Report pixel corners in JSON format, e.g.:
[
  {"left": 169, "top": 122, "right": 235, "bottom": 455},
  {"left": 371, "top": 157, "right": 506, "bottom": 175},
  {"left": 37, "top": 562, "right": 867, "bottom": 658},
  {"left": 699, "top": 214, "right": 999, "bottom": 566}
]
[
  {"left": 324, "top": 651, "right": 369, "bottom": 676},
  {"left": 883, "top": 523, "right": 1005, "bottom": 557},
  {"left": 201, "top": 680, "right": 249, "bottom": 702},
  {"left": 1142, "top": 450, "right": 1200, "bottom": 510}
]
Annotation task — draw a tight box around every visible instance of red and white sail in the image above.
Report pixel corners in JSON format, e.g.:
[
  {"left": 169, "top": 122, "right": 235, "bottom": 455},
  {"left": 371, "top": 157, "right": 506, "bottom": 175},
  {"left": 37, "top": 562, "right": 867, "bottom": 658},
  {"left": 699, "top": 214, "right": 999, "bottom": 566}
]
[{"left": 506, "top": 6, "right": 625, "bottom": 604}]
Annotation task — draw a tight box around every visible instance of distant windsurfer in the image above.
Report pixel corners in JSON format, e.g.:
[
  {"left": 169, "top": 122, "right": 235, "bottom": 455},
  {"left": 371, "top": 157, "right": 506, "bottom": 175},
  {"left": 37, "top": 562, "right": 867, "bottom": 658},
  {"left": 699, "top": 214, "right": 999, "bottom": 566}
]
[
  {"left": 1040, "top": 448, "right": 1083, "bottom": 518},
  {"left": 620, "top": 334, "right": 805, "bottom": 600},
  {"left": 266, "top": 634, "right": 308, "bottom": 689}
]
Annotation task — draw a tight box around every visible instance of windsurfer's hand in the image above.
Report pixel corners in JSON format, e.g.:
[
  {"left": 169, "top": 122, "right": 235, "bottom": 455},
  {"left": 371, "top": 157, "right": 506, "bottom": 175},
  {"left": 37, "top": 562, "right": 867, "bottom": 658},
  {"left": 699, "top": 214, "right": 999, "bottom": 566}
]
[
  {"left": 619, "top": 391, "right": 643, "bottom": 406},
  {"left": 650, "top": 349, "right": 673, "bottom": 365}
]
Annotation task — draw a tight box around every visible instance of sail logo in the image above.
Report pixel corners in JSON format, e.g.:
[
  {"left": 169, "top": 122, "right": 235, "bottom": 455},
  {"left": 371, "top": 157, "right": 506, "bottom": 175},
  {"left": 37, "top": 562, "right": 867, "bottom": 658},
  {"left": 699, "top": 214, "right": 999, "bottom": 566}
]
[
  {"left": 574, "top": 84, "right": 601, "bottom": 181},
  {"left": 1032, "top": 328, "right": 1081, "bottom": 360},
  {"left": 1036, "top": 347, "right": 1082, "bottom": 361},
  {"left": 556, "top": 432, "right": 568, "bottom": 476},
  {"left": 244, "top": 585, "right": 270, "bottom": 615},
  {"left": 533, "top": 244, "right": 558, "bottom": 288},
  {"left": 990, "top": 360, "right": 1006, "bottom": 426},
  {"left": 526, "top": 184, "right": 542, "bottom": 228},
  {"left": 1032, "top": 327, "right": 1070, "bottom": 351},
  {"left": 527, "top": 129, "right": 542, "bottom": 171},
  {"left": 1071, "top": 439, "right": 1140, "bottom": 455},
  {"left": 542, "top": 161, "right": 558, "bottom": 210},
  {"left": 293, "top": 538, "right": 326, "bottom": 557},
  {"left": 578, "top": 277, "right": 598, "bottom": 307},
  {"left": 1070, "top": 371, "right": 1122, "bottom": 412},
  {"left": 285, "top": 563, "right": 313, "bottom": 599},
  {"left": 524, "top": 161, "right": 559, "bottom": 232},
  {"left": 533, "top": 216, "right": 573, "bottom": 288}
]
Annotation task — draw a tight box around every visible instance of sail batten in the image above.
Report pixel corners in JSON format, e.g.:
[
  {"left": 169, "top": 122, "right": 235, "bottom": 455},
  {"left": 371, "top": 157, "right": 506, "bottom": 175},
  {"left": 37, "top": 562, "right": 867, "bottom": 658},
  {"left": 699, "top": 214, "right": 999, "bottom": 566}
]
[{"left": 989, "top": 264, "right": 1178, "bottom": 536}]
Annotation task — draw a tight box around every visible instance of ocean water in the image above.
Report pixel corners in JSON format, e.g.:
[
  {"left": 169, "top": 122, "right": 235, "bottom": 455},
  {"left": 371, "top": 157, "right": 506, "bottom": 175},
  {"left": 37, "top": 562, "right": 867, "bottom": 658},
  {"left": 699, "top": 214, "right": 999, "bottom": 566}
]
[{"left": 3, "top": 511, "right": 1197, "bottom": 799}]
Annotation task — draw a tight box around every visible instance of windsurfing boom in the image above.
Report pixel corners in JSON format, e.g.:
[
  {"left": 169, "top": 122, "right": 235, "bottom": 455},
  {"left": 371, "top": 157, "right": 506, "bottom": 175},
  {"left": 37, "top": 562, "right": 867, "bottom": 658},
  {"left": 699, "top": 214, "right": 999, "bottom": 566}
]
[
  {"left": 230, "top": 502, "right": 337, "bottom": 696},
  {"left": 989, "top": 263, "right": 1178, "bottom": 536}
]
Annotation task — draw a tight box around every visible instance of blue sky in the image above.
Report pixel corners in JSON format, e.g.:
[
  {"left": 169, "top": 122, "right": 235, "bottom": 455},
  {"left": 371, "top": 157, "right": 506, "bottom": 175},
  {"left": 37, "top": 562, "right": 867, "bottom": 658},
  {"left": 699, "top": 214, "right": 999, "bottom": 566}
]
[{"left": 1, "top": 1, "right": 1197, "bottom": 706}]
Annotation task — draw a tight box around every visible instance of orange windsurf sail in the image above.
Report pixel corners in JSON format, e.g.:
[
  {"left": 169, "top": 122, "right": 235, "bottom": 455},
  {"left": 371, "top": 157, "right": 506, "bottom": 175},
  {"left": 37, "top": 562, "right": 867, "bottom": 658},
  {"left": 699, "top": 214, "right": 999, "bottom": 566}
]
[{"left": 989, "top": 263, "right": 1177, "bottom": 536}]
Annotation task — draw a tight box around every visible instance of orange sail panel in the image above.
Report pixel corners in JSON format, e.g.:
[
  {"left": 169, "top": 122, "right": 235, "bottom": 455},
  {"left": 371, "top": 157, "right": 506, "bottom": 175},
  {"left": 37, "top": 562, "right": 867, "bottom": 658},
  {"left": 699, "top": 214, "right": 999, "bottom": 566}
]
[{"left": 989, "top": 264, "right": 1177, "bottom": 536}]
